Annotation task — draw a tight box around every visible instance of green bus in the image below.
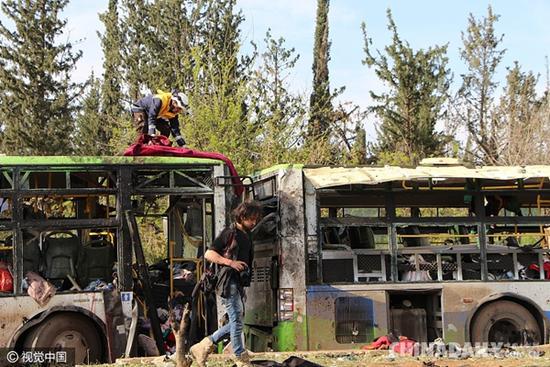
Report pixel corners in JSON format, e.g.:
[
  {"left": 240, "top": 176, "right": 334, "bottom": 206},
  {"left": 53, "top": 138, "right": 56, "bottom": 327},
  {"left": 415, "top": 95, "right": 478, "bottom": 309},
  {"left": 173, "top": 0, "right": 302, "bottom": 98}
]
[{"left": 0, "top": 155, "right": 237, "bottom": 364}]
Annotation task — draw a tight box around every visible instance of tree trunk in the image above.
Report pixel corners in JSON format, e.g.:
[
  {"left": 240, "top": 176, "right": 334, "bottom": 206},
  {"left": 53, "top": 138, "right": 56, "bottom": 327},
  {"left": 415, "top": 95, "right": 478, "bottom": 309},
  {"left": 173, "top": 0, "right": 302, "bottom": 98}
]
[{"left": 173, "top": 303, "right": 192, "bottom": 367}]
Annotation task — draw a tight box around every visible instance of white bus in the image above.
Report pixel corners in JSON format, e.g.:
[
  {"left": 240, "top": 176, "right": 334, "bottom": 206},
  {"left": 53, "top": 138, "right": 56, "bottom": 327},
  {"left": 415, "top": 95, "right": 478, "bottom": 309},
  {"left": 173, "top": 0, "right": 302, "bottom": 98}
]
[{"left": 244, "top": 162, "right": 550, "bottom": 351}]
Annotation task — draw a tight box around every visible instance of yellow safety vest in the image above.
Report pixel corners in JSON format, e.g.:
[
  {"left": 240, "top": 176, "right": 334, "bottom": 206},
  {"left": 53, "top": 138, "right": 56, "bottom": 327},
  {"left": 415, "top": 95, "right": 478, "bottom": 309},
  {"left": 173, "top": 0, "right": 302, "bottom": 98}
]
[{"left": 154, "top": 91, "right": 178, "bottom": 120}]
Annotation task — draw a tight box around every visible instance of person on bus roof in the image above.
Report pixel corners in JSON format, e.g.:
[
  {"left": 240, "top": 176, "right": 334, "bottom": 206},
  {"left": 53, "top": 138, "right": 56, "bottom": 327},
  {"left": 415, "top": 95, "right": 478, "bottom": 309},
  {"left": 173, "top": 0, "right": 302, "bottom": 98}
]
[
  {"left": 190, "top": 200, "right": 263, "bottom": 367},
  {"left": 131, "top": 90, "right": 189, "bottom": 147}
]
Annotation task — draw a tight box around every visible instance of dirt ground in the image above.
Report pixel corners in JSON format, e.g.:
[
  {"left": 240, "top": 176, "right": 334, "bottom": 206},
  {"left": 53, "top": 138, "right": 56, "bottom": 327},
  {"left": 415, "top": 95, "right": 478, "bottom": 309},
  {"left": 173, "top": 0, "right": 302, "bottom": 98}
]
[{"left": 103, "top": 345, "right": 550, "bottom": 367}]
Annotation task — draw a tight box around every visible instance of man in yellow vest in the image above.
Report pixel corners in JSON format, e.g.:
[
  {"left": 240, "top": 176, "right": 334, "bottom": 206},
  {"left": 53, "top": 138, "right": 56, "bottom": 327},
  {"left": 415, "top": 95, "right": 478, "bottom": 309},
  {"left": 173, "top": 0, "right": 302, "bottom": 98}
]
[{"left": 131, "top": 90, "right": 189, "bottom": 146}]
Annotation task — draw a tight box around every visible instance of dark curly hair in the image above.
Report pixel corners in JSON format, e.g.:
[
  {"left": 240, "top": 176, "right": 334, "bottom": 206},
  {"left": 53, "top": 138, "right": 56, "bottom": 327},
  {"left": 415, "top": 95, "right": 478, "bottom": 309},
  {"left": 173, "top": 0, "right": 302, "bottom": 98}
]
[{"left": 232, "top": 200, "right": 263, "bottom": 224}]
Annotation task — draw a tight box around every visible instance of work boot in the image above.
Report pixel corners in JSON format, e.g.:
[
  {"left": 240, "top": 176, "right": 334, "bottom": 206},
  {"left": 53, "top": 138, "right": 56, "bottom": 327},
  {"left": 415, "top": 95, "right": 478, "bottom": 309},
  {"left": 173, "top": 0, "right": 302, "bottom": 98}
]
[
  {"left": 234, "top": 351, "right": 253, "bottom": 367},
  {"left": 189, "top": 337, "right": 214, "bottom": 367}
]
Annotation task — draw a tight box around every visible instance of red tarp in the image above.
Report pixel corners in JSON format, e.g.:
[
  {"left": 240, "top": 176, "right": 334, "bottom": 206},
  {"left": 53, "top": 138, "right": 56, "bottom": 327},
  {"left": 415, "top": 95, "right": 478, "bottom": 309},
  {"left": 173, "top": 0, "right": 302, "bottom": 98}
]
[{"left": 123, "top": 135, "right": 243, "bottom": 196}]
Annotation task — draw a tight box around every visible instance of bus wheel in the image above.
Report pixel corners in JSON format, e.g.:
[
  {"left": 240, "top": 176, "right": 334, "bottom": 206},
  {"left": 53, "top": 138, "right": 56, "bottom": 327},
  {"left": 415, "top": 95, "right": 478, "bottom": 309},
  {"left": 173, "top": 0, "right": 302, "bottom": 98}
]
[
  {"left": 23, "top": 313, "right": 103, "bottom": 363},
  {"left": 470, "top": 300, "right": 541, "bottom": 345}
]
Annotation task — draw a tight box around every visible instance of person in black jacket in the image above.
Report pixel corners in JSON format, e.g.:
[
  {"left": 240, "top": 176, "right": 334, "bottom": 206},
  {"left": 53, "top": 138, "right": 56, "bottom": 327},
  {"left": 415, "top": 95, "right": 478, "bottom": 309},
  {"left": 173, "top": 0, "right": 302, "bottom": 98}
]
[
  {"left": 190, "top": 201, "right": 263, "bottom": 367},
  {"left": 131, "top": 90, "right": 189, "bottom": 146}
]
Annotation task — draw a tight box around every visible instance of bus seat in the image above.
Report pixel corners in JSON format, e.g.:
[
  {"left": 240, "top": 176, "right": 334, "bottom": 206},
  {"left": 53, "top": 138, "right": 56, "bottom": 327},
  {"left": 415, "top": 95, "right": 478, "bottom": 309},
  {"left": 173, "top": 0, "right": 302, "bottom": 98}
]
[
  {"left": 6, "top": 233, "right": 42, "bottom": 274},
  {"left": 23, "top": 236, "right": 42, "bottom": 274},
  {"left": 322, "top": 227, "right": 349, "bottom": 246},
  {"left": 349, "top": 226, "right": 375, "bottom": 249},
  {"left": 77, "top": 238, "right": 116, "bottom": 286},
  {"left": 44, "top": 232, "right": 80, "bottom": 281}
]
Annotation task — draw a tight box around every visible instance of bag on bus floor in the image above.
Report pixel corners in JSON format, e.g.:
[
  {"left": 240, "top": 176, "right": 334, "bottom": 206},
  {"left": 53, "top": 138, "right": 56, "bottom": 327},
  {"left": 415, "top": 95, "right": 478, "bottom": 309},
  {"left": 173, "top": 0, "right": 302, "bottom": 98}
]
[
  {"left": 25, "top": 271, "right": 56, "bottom": 306},
  {"left": 0, "top": 263, "right": 13, "bottom": 292}
]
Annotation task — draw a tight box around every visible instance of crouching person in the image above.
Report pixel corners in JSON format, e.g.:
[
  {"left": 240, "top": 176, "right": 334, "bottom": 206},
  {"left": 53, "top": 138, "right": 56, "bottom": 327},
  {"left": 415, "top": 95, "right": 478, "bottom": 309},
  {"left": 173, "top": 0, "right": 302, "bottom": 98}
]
[{"left": 190, "top": 201, "right": 263, "bottom": 367}]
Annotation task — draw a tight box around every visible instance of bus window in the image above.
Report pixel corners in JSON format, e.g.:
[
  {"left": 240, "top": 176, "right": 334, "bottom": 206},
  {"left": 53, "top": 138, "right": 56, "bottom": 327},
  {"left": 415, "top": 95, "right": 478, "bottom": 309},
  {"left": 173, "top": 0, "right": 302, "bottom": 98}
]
[{"left": 0, "top": 198, "right": 10, "bottom": 220}]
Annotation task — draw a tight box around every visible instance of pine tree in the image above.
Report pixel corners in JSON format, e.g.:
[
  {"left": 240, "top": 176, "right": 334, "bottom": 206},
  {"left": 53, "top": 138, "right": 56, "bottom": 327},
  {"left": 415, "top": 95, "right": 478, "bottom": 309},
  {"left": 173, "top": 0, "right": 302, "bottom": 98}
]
[
  {"left": 457, "top": 5, "right": 505, "bottom": 164},
  {"left": 120, "top": 0, "right": 150, "bottom": 101},
  {"left": 99, "top": 0, "right": 124, "bottom": 155},
  {"left": 99, "top": 0, "right": 129, "bottom": 155},
  {"left": 182, "top": 0, "right": 257, "bottom": 173},
  {"left": 0, "top": 0, "right": 82, "bottom": 155},
  {"left": 362, "top": 9, "right": 450, "bottom": 165},
  {"left": 75, "top": 74, "right": 108, "bottom": 155},
  {"left": 250, "top": 30, "right": 306, "bottom": 167},
  {"left": 148, "top": 0, "right": 195, "bottom": 91},
  {"left": 349, "top": 125, "right": 367, "bottom": 165},
  {"left": 309, "top": 0, "right": 332, "bottom": 137},
  {"left": 99, "top": 0, "right": 123, "bottom": 121}
]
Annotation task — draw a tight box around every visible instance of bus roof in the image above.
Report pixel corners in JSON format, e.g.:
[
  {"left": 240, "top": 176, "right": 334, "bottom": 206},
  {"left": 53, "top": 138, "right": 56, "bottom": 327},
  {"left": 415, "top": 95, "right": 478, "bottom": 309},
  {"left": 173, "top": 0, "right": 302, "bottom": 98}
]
[
  {"left": 303, "top": 165, "right": 550, "bottom": 189},
  {"left": 0, "top": 155, "right": 222, "bottom": 166}
]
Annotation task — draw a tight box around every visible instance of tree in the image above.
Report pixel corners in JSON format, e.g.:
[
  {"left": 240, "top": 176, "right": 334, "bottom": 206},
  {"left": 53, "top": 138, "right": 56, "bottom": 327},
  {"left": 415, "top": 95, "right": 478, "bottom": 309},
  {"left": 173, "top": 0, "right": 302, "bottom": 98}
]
[
  {"left": 0, "top": 0, "right": 83, "bottom": 155},
  {"left": 99, "top": 0, "right": 124, "bottom": 121},
  {"left": 306, "top": 0, "right": 341, "bottom": 164},
  {"left": 181, "top": 0, "right": 257, "bottom": 174},
  {"left": 309, "top": 0, "right": 332, "bottom": 137},
  {"left": 74, "top": 74, "right": 109, "bottom": 155},
  {"left": 497, "top": 63, "right": 546, "bottom": 165},
  {"left": 348, "top": 125, "right": 367, "bottom": 165},
  {"left": 457, "top": 5, "right": 506, "bottom": 164},
  {"left": 362, "top": 9, "right": 451, "bottom": 166},
  {"left": 249, "top": 30, "right": 306, "bottom": 167},
  {"left": 99, "top": 0, "right": 124, "bottom": 155},
  {"left": 185, "top": 47, "right": 256, "bottom": 174},
  {"left": 120, "top": 0, "right": 150, "bottom": 101},
  {"left": 147, "top": 0, "right": 195, "bottom": 90}
]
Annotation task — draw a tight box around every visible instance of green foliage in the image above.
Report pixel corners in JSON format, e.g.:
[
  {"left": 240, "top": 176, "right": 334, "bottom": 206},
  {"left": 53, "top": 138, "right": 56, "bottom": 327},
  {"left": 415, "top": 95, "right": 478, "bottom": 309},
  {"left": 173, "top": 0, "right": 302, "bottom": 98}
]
[
  {"left": 99, "top": 0, "right": 124, "bottom": 125},
  {"left": 309, "top": 0, "right": 332, "bottom": 139},
  {"left": 98, "top": 0, "right": 127, "bottom": 154},
  {"left": 120, "top": 0, "right": 150, "bottom": 101},
  {"left": 74, "top": 74, "right": 109, "bottom": 155},
  {"left": 147, "top": 0, "right": 194, "bottom": 90},
  {"left": 362, "top": 9, "right": 451, "bottom": 166},
  {"left": 457, "top": 5, "right": 506, "bottom": 164},
  {"left": 0, "top": 0, "right": 83, "bottom": 155},
  {"left": 305, "top": 0, "right": 356, "bottom": 165},
  {"left": 249, "top": 30, "right": 307, "bottom": 168},
  {"left": 497, "top": 63, "right": 548, "bottom": 165},
  {"left": 348, "top": 126, "right": 367, "bottom": 165},
  {"left": 376, "top": 150, "right": 414, "bottom": 167},
  {"left": 184, "top": 46, "right": 256, "bottom": 174}
]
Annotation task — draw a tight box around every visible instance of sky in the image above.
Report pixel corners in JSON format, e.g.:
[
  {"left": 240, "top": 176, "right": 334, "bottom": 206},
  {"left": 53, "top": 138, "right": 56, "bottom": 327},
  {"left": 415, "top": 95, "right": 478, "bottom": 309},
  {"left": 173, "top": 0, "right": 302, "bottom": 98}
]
[{"left": 4, "top": 0, "right": 550, "bottom": 139}]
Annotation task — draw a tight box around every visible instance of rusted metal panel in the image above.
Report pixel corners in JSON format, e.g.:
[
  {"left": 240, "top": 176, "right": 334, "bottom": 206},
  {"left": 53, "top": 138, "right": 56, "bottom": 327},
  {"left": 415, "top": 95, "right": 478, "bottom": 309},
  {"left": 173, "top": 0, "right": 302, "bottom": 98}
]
[
  {"left": 0, "top": 292, "right": 107, "bottom": 347},
  {"left": 278, "top": 168, "right": 308, "bottom": 350},
  {"left": 305, "top": 287, "right": 388, "bottom": 350},
  {"left": 245, "top": 255, "right": 274, "bottom": 326},
  {"left": 304, "top": 281, "right": 550, "bottom": 350}
]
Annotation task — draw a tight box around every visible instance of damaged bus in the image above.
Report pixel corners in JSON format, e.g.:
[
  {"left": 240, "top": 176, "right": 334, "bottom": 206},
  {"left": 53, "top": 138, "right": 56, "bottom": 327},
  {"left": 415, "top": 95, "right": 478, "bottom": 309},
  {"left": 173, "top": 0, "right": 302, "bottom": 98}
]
[
  {"left": 0, "top": 155, "right": 238, "bottom": 363},
  {"left": 244, "top": 161, "right": 550, "bottom": 351}
]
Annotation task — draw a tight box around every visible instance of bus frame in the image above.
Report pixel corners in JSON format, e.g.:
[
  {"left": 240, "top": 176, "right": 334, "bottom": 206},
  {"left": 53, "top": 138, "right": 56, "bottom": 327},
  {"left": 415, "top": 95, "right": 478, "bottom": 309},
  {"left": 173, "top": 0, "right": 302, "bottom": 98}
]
[
  {"left": 244, "top": 163, "right": 550, "bottom": 352},
  {"left": 0, "top": 155, "right": 235, "bottom": 363}
]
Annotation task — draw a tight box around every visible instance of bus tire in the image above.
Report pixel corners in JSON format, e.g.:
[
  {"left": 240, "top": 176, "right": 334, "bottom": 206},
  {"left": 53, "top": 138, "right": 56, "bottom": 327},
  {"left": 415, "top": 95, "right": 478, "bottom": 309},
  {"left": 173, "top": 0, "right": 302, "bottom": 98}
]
[
  {"left": 23, "top": 313, "right": 103, "bottom": 363},
  {"left": 470, "top": 300, "right": 541, "bottom": 345}
]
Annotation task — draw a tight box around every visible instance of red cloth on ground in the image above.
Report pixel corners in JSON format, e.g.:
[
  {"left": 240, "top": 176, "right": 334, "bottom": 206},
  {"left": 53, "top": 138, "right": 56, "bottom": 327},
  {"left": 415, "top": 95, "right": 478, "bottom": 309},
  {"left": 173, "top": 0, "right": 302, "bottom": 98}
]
[
  {"left": 362, "top": 335, "right": 392, "bottom": 350},
  {"left": 123, "top": 135, "right": 243, "bottom": 196},
  {"left": 392, "top": 336, "right": 417, "bottom": 356}
]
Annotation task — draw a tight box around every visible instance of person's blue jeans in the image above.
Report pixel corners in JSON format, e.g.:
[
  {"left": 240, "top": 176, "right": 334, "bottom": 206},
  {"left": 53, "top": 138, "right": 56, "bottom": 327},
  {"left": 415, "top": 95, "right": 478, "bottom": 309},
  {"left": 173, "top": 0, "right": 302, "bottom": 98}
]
[{"left": 209, "top": 281, "right": 245, "bottom": 356}]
